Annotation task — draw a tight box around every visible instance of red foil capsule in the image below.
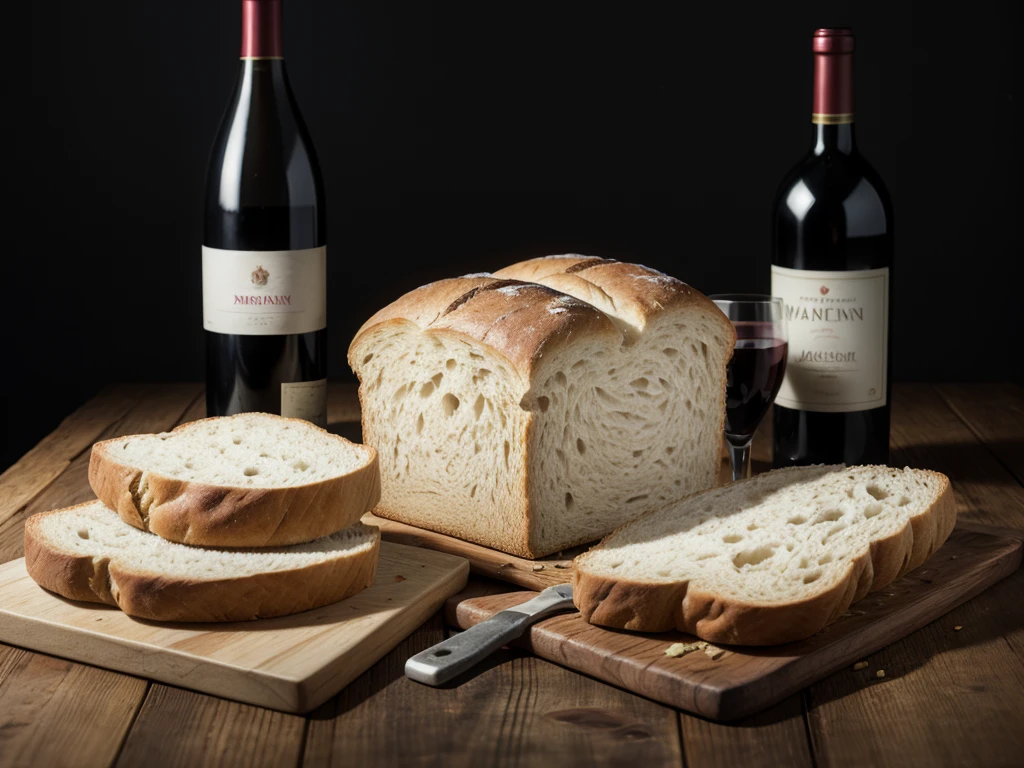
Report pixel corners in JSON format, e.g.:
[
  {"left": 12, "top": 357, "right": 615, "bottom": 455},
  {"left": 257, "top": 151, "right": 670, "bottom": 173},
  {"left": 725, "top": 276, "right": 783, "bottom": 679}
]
[
  {"left": 812, "top": 28, "right": 854, "bottom": 124},
  {"left": 241, "top": 0, "right": 284, "bottom": 59}
]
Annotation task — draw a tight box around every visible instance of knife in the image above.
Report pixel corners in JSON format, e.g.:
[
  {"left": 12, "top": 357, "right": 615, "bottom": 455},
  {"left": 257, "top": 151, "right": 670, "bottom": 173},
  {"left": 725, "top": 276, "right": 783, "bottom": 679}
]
[{"left": 405, "top": 583, "right": 576, "bottom": 686}]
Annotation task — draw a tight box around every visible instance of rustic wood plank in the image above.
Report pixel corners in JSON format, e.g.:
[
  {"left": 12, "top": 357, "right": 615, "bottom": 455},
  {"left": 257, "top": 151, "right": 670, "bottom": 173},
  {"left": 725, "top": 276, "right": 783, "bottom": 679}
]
[
  {"left": 0, "top": 384, "right": 146, "bottom": 527},
  {"left": 0, "top": 643, "right": 147, "bottom": 768},
  {"left": 889, "top": 384, "right": 1024, "bottom": 529},
  {"left": 805, "top": 565, "right": 1024, "bottom": 767},
  {"left": 706, "top": 424, "right": 816, "bottom": 763},
  {"left": 305, "top": 613, "right": 684, "bottom": 767},
  {"left": 0, "top": 384, "right": 204, "bottom": 768},
  {"left": 446, "top": 526, "right": 1020, "bottom": 722},
  {"left": 679, "top": 695, "right": 813, "bottom": 768},
  {"left": 116, "top": 685, "right": 306, "bottom": 768},
  {"left": 802, "top": 383, "right": 1024, "bottom": 767},
  {"left": 935, "top": 382, "right": 1024, "bottom": 486},
  {"left": 0, "top": 383, "right": 203, "bottom": 564},
  {"left": 93, "top": 385, "right": 454, "bottom": 768},
  {"left": 176, "top": 392, "right": 209, "bottom": 425},
  {"left": 7, "top": 385, "right": 347, "bottom": 768},
  {"left": 4, "top": 381, "right": 1021, "bottom": 767}
]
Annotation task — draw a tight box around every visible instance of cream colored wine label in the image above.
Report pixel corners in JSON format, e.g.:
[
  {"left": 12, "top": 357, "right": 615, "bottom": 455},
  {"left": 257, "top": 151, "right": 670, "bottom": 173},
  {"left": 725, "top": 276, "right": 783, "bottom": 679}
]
[
  {"left": 771, "top": 265, "right": 889, "bottom": 413},
  {"left": 202, "top": 246, "right": 326, "bottom": 335},
  {"left": 281, "top": 379, "right": 328, "bottom": 427}
]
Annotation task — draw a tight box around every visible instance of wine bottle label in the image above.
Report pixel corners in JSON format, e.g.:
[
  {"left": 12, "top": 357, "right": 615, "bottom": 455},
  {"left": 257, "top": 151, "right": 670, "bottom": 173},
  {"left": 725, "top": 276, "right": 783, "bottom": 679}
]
[
  {"left": 202, "top": 246, "right": 326, "bottom": 335},
  {"left": 771, "top": 265, "right": 889, "bottom": 413},
  {"left": 281, "top": 379, "right": 328, "bottom": 427}
]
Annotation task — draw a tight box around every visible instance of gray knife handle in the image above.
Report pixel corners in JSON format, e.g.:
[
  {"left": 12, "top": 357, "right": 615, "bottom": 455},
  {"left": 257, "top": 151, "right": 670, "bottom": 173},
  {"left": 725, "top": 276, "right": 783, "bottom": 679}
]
[
  {"left": 405, "top": 583, "right": 575, "bottom": 686},
  {"left": 405, "top": 612, "right": 533, "bottom": 686}
]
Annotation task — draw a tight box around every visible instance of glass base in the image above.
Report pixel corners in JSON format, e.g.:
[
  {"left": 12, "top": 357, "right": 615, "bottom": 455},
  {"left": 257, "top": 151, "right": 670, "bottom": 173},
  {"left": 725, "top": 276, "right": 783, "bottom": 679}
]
[{"left": 725, "top": 438, "right": 753, "bottom": 482}]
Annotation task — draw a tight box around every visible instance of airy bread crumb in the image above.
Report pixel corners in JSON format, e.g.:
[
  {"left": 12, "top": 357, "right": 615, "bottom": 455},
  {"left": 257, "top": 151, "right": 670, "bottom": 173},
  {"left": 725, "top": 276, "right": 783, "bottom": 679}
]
[
  {"left": 574, "top": 464, "right": 955, "bottom": 645},
  {"left": 349, "top": 258, "right": 735, "bottom": 558},
  {"left": 24, "top": 501, "right": 380, "bottom": 622}
]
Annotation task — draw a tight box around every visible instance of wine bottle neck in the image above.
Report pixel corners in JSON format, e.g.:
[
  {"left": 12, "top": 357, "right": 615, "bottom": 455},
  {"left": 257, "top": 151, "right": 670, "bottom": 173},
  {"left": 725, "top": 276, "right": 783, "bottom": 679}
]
[
  {"left": 811, "top": 28, "right": 855, "bottom": 155},
  {"left": 813, "top": 123, "right": 856, "bottom": 155},
  {"left": 241, "top": 0, "right": 283, "bottom": 60}
]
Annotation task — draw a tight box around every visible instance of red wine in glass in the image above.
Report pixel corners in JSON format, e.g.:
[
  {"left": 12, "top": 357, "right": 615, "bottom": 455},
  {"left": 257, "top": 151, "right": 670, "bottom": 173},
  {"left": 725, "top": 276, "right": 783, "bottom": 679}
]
[
  {"left": 725, "top": 331, "right": 788, "bottom": 445},
  {"left": 710, "top": 296, "right": 789, "bottom": 481}
]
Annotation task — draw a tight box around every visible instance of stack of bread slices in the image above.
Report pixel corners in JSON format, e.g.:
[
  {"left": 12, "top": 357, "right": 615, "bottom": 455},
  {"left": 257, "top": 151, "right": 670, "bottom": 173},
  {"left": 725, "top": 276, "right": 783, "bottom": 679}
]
[{"left": 24, "top": 413, "right": 383, "bottom": 622}]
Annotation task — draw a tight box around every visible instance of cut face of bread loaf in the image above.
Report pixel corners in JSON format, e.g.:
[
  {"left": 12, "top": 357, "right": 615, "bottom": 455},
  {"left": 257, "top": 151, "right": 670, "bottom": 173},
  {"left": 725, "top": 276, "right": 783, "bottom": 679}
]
[
  {"left": 349, "top": 256, "right": 735, "bottom": 558},
  {"left": 24, "top": 501, "right": 380, "bottom": 623},
  {"left": 573, "top": 465, "right": 956, "bottom": 645},
  {"left": 89, "top": 413, "right": 381, "bottom": 548}
]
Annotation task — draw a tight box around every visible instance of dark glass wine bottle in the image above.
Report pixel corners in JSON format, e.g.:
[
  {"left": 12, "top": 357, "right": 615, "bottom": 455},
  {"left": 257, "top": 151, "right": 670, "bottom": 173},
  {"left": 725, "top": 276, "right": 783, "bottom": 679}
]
[
  {"left": 771, "top": 28, "right": 892, "bottom": 467},
  {"left": 203, "top": 0, "right": 327, "bottom": 425}
]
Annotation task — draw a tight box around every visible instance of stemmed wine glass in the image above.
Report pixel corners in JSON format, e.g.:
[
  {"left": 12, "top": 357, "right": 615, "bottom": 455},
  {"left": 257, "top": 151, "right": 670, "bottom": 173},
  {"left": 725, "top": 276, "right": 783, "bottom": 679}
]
[{"left": 709, "top": 295, "right": 789, "bottom": 482}]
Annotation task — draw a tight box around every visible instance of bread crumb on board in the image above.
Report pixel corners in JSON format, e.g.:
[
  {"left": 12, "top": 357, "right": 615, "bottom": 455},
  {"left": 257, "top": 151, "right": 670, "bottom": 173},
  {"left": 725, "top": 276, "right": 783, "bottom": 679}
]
[
  {"left": 665, "top": 641, "right": 726, "bottom": 660},
  {"left": 704, "top": 644, "right": 726, "bottom": 660},
  {"left": 532, "top": 564, "right": 545, "bottom": 571},
  {"left": 666, "top": 642, "right": 703, "bottom": 657},
  {"left": 876, "top": 669, "right": 886, "bottom": 679},
  {"left": 853, "top": 661, "right": 869, "bottom": 671},
  {"left": 954, "top": 625, "right": 963, "bottom": 631}
]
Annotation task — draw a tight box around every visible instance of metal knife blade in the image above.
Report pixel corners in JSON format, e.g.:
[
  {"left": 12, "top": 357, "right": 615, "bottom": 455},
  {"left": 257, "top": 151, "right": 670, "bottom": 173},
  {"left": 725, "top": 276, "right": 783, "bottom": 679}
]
[{"left": 405, "top": 583, "right": 576, "bottom": 686}]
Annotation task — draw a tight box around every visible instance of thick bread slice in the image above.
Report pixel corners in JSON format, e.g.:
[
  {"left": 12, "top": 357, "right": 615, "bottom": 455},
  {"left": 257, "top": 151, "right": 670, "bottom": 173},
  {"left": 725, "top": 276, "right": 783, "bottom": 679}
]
[
  {"left": 24, "top": 501, "right": 380, "bottom": 622},
  {"left": 349, "top": 256, "right": 735, "bottom": 558},
  {"left": 89, "top": 413, "right": 381, "bottom": 548},
  {"left": 573, "top": 465, "right": 955, "bottom": 645}
]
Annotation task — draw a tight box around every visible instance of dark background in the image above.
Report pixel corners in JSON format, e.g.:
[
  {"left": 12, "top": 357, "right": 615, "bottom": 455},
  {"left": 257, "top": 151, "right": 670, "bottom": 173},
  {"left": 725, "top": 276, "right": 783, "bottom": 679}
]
[{"left": 3, "top": 0, "right": 1020, "bottom": 471}]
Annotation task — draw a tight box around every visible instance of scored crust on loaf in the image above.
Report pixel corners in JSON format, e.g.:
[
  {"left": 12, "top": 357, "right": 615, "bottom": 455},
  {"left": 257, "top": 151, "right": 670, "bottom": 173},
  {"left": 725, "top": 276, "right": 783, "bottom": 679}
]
[
  {"left": 349, "top": 256, "right": 735, "bottom": 558},
  {"left": 24, "top": 501, "right": 381, "bottom": 623},
  {"left": 573, "top": 465, "right": 956, "bottom": 646},
  {"left": 89, "top": 413, "right": 381, "bottom": 548}
]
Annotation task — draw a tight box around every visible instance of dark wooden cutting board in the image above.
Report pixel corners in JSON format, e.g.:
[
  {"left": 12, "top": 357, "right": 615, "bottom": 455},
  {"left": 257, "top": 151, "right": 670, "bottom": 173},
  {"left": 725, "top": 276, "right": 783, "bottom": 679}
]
[
  {"left": 364, "top": 511, "right": 577, "bottom": 589},
  {"left": 443, "top": 524, "right": 1021, "bottom": 721}
]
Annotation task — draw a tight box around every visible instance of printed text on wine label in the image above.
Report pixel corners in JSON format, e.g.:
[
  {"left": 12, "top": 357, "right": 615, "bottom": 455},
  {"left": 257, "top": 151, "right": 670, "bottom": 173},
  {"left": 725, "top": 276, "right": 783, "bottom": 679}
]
[{"left": 771, "top": 265, "right": 888, "bottom": 413}]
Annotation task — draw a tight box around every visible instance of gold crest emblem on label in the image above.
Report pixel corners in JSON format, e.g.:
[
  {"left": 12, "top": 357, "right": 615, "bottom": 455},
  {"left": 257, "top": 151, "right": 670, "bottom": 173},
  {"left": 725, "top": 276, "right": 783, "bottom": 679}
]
[{"left": 251, "top": 265, "right": 269, "bottom": 287}]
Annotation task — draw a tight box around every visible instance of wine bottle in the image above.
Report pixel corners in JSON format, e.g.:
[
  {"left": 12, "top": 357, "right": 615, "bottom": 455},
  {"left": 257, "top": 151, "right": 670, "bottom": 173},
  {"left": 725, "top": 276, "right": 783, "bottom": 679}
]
[
  {"left": 771, "top": 28, "right": 892, "bottom": 467},
  {"left": 203, "top": 0, "right": 327, "bottom": 426}
]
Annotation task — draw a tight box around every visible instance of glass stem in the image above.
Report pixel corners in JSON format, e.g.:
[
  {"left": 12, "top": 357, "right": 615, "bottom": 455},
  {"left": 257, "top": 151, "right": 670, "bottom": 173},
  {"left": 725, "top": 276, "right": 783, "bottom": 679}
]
[{"left": 727, "top": 439, "right": 753, "bottom": 482}]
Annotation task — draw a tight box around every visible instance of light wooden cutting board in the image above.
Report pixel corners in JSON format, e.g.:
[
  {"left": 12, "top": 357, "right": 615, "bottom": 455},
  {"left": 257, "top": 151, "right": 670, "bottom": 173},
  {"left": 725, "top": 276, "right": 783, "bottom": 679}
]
[
  {"left": 0, "top": 541, "right": 468, "bottom": 714},
  {"left": 445, "top": 525, "right": 1022, "bottom": 721}
]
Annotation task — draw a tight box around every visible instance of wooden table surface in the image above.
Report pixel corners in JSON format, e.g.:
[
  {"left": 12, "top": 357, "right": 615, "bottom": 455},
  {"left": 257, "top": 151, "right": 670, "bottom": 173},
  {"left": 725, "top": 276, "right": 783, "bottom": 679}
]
[{"left": 1, "top": 382, "right": 1022, "bottom": 768}]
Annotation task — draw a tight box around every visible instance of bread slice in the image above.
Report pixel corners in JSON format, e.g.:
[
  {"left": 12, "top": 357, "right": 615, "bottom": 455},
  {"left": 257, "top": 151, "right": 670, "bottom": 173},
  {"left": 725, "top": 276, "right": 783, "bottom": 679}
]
[
  {"left": 89, "top": 413, "right": 381, "bottom": 548},
  {"left": 349, "top": 256, "right": 734, "bottom": 558},
  {"left": 24, "top": 501, "right": 380, "bottom": 622},
  {"left": 573, "top": 465, "right": 955, "bottom": 645}
]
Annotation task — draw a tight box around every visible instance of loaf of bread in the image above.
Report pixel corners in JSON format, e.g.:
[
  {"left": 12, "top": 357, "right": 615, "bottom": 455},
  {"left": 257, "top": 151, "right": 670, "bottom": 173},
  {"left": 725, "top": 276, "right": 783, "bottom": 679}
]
[
  {"left": 349, "top": 256, "right": 735, "bottom": 558},
  {"left": 573, "top": 465, "right": 955, "bottom": 645},
  {"left": 25, "top": 501, "right": 380, "bottom": 622},
  {"left": 89, "top": 413, "right": 381, "bottom": 548}
]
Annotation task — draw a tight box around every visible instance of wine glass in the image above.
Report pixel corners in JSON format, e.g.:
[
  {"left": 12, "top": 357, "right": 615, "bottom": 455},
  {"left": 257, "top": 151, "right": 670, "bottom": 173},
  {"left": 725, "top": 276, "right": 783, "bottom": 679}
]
[{"left": 709, "top": 295, "right": 789, "bottom": 482}]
